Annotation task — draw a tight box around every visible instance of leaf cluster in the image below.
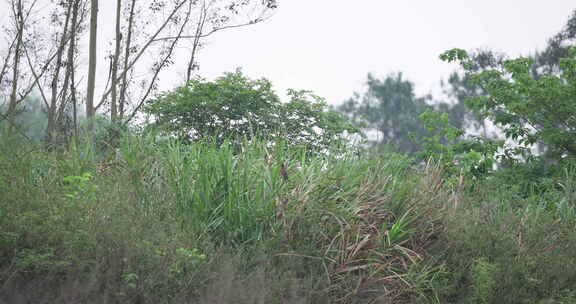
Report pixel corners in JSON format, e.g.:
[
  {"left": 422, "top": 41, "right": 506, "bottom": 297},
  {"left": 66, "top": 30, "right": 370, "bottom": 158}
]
[
  {"left": 144, "top": 70, "right": 359, "bottom": 153},
  {"left": 416, "top": 109, "right": 503, "bottom": 179},
  {"left": 441, "top": 47, "right": 576, "bottom": 163}
]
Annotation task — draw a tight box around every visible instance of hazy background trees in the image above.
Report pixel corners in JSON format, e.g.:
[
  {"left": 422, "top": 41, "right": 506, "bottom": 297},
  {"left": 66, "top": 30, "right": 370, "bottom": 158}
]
[
  {"left": 337, "top": 72, "right": 432, "bottom": 154},
  {"left": 334, "top": 10, "right": 576, "bottom": 160}
]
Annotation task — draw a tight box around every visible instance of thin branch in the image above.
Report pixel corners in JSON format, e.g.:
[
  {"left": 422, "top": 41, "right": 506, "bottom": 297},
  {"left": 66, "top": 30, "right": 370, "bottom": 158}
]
[
  {"left": 96, "top": 0, "right": 188, "bottom": 111},
  {"left": 3, "top": 0, "right": 48, "bottom": 107},
  {"left": 49, "top": 1, "right": 73, "bottom": 119},
  {"left": 119, "top": 0, "right": 136, "bottom": 118},
  {"left": 23, "top": 43, "right": 51, "bottom": 110},
  {"left": 152, "top": 18, "right": 267, "bottom": 42},
  {"left": 0, "top": 110, "right": 33, "bottom": 142},
  {"left": 110, "top": 0, "right": 122, "bottom": 122},
  {"left": 124, "top": 0, "right": 194, "bottom": 125},
  {"left": 8, "top": 0, "right": 26, "bottom": 120},
  {"left": 0, "top": 34, "right": 17, "bottom": 87},
  {"left": 186, "top": 0, "right": 207, "bottom": 82}
]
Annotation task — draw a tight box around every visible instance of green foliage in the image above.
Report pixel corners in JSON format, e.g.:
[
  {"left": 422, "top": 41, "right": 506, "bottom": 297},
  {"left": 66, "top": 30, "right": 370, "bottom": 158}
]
[
  {"left": 386, "top": 207, "right": 418, "bottom": 246},
  {"left": 279, "top": 89, "right": 360, "bottom": 152},
  {"left": 417, "top": 109, "right": 464, "bottom": 159},
  {"left": 14, "top": 248, "right": 71, "bottom": 272},
  {"left": 438, "top": 49, "right": 508, "bottom": 137},
  {"left": 144, "top": 70, "right": 358, "bottom": 153},
  {"left": 2, "top": 128, "right": 576, "bottom": 303},
  {"left": 436, "top": 184, "right": 576, "bottom": 303},
  {"left": 166, "top": 247, "right": 207, "bottom": 280},
  {"left": 158, "top": 138, "right": 282, "bottom": 246},
  {"left": 469, "top": 257, "right": 498, "bottom": 304},
  {"left": 63, "top": 172, "right": 97, "bottom": 200},
  {"left": 440, "top": 47, "right": 576, "bottom": 163},
  {"left": 416, "top": 108, "right": 503, "bottom": 179},
  {"left": 145, "top": 70, "right": 279, "bottom": 142},
  {"left": 0, "top": 131, "right": 450, "bottom": 303}
]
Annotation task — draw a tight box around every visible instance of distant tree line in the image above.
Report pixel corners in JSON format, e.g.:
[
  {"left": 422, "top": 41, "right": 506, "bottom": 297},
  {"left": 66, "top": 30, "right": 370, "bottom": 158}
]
[{"left": 336, "top": 9, "right": 576, "bottom": 161}]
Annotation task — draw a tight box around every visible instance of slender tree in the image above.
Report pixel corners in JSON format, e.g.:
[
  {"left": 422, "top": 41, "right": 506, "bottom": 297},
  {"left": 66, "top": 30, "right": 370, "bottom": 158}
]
[
  {"left": 110, "top": 0, "right": 122, "bottom": 124},
  {"left": 6, "top": 0, "right": 25, "bottom": 132},
  {"left": 86, "top": 0, "right": 98, "bottom": 130},
  {"left": 0, "top": 0, "right": 279, "bottom": 144}
]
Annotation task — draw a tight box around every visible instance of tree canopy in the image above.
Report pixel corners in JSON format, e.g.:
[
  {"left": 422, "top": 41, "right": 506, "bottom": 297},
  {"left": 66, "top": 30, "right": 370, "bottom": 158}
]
[{"left": 144, "top": 70, "right": 359, "bottom": 152}]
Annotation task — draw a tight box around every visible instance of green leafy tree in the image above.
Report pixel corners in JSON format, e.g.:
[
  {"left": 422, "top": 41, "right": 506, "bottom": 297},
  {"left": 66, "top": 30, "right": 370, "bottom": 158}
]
[
  {"left": 440, "top": 46, "right": 576, "bottom": 164},
  {"left": 438, "top": 49, "right": 507, "bottom": 137},
  {"left": 439, "top": 10, "right": 576, "bottom": 144},
  {"left": 427, "top": 11, "right": 576, "bottom": 189},
  {"left": 417, "top": 108, "right": 503, "bottom": 179},
  {"left": 278, "top": 89, "right": 360, "bottom": 151},
  {"left": 144, "top": 70, "right": 359, "bottom": 152},
  {"left": 337, "top": 72, "right": 431, "bottom": 154},
  {"left": 145, "top": 70, "right": 279, "bottom": 142}
]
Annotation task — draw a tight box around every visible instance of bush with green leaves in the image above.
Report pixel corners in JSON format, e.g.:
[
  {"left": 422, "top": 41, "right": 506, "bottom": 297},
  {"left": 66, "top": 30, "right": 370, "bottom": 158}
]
[
  {"left": 144, "top": 70, "right": 359, "bottom": 153},
  {"left": 434, "top": 174, "right": 576, "bottom": 303},
  {"left": 440, "top": 47, "right": 576, "bottom": 164},
  {"left": 414, "top": 108, "right": 503, "bottom": 180}
]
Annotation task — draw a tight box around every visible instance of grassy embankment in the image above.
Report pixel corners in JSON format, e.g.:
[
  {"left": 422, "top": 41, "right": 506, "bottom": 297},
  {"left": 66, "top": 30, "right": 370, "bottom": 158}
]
[{"left": 1, "top": 133, "right": 575, "bottom": 303}]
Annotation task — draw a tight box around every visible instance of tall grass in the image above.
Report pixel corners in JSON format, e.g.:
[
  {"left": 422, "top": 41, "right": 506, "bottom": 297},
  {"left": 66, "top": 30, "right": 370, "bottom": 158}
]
[{"left": 1, "top": 131, "right": 575, "bottom": 303}]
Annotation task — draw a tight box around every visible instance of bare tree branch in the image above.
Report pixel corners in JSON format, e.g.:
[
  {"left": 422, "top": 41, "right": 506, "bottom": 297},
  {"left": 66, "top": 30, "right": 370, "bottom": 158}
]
[
  {"left": 118, "top": 0, "right": 136, "bottom": 119},
  {"left": 23, "top": 43, "right": 50, "bottom": 110},
  {"left": 46, "top": 1, "right": 73, "bottom": 142},
  {"left": 110, "top": 0, "right": 122, "bottom": 123},
  {"left": 124, "top": 0, "right": 194, "bottom": 125},
  {"left": 7, "top": 0, "right": 25, "bottom": 126},
  {"left": 96, "top": 0, "right": 189, "bottom": 111},
  {"left": 0, "top": 34, "right": 17, "bottom": 88},
  {"left": 57, "top": 0, "right": 82, "bottom": 137},
  {"left": 152, "top": 18, "right": 269, "bottom": 42},
  {"left": 186, "top": 0, "right": 208, "bottom": 82}
]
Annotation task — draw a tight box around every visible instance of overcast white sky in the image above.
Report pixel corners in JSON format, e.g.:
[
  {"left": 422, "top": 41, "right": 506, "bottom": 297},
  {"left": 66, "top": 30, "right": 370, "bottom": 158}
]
[
  {"left": 1, "top": 1, "right": 574, "bottom": 106},
  {"left": 191, "top": 1, "right": 575, "bottom": 104}
]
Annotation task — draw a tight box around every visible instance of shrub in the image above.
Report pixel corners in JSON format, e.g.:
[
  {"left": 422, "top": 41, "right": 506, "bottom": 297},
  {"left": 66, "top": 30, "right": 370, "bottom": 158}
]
[{"left": 144, "top": 70, "right": 359, "bottom": 154}]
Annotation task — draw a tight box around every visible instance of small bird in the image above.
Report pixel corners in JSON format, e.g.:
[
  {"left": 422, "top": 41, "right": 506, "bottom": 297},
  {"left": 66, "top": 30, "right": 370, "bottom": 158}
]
[{"left": 280, "top": 163, "right": 289, "bottom": 181}]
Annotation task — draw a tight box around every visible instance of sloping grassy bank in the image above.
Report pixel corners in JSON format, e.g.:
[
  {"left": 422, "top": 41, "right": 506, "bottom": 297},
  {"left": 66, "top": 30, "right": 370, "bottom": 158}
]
[{"left": 0, "top": 134, "right": 575, "bottom": 303}]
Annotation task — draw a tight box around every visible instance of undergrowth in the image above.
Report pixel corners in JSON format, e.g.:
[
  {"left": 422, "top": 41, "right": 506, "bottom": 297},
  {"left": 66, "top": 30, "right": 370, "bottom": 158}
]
[{"left": 0, "top": 132, "right": 575, "bottom": 303}]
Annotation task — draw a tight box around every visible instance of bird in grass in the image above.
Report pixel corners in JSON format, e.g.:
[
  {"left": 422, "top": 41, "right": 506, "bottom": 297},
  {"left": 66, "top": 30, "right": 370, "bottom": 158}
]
[{"left": 280, "top": 163, "right": 289, "bottom": 181}]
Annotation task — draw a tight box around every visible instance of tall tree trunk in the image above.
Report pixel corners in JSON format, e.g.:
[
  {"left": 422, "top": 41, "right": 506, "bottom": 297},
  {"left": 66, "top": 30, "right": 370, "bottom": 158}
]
[
  {"left": 96, "top": 0, "right": 188, "bottom": 112},
  {"left": 118, "top": 0, "right": 136, "bottom": 119},
  {"left": 110, "top": 0, "right": 121, "bottom": 124},
  {"left": 46, "top": 1, "right": 72, "bottom": 144},
  {"left": 86, "top": 0, "right": 98, "bottom": 131},
  {"left": 57, "top": 0, "right": 81, "bottom": 142},
  {"left": 7, "top": 0, "right": 24, "bottom": 133},
  {"left": 68, "top": 0, "right": 81, "bottom": 139},
  {"left": 186, "top": 1, "right": 206, "bottom": 83}
]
